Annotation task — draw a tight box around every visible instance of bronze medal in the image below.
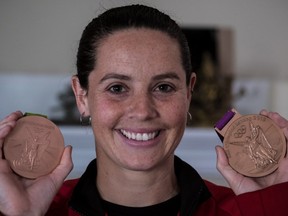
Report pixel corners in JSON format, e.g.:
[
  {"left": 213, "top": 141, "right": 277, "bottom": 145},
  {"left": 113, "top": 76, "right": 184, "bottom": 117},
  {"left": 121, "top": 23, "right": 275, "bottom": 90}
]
[
  {"left": 215, "top": 109, "right": 286, "bottom": 177},
  {"left": 3, "top": 115, "right": 64, "bottom": 179}
]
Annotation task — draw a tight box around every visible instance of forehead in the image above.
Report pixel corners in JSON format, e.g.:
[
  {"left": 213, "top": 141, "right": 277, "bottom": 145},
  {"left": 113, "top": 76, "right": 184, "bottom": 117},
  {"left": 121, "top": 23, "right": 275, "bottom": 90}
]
[
  {"left": 95, "top": 28, "right": 182, "bottom": 71},
  {"left": 100, "top": 28, "right": 178, "bottom": 49}
]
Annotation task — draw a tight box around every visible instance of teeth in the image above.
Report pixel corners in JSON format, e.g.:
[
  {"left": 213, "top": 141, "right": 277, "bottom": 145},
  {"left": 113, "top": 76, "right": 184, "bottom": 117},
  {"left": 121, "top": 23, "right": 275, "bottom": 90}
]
[{"left": 120, "top": 130, "right": 158, "bottom": 141}]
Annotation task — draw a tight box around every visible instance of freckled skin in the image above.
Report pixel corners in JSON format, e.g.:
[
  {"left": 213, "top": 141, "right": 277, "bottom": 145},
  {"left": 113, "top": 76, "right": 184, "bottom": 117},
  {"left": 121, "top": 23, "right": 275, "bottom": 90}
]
[{"left": 73, "top": 28, "right": 195, "bottom": 177}]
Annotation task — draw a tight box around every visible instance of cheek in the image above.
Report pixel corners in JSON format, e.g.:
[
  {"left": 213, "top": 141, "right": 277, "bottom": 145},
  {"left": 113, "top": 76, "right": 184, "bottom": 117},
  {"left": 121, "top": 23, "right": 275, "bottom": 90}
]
[
  {"left": 164, "top": 102, "right": 187, "bottom": 152},
  {"left": 174, "top": 107, "right": 187, "bottom": 125},
  {"left": 89, "top": 96, "right": 120, "bottom": 128},
  {"left": 165, "top": 100, "right": 188, "bottom": 126}
]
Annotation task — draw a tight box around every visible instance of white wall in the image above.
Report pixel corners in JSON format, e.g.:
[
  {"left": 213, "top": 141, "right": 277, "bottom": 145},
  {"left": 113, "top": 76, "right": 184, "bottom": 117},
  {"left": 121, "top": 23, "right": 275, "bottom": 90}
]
[
  {"left": 1, "top": 0, "right": 288, "bottom": 76},
  {"left": 1, "top": 0, "right": 287, "bottom": 116}
]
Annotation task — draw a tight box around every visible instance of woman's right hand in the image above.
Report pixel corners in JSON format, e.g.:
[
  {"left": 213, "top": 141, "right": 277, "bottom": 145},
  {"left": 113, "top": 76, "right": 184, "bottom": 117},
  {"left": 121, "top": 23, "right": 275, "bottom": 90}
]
[
  {"left": 216, "top": 110, "right": 288, "bottom": 195},
  {"left": 0, "top": 111, "right": 73, "bottom": 216}
]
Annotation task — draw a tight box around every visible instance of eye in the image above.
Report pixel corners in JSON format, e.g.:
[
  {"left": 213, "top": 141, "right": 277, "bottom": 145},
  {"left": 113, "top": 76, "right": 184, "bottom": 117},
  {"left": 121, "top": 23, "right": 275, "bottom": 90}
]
[
  {"left": 155, "top": 83, "right": 175, "bottom": 93},
  {"left": 108, "top": 84, "right": 127, "bottom": 94}
]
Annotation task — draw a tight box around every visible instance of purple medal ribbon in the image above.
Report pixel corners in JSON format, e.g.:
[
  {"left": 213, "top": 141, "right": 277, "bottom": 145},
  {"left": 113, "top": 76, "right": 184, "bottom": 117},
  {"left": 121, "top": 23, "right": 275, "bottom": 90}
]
[{"left": 215, "top": 109, "right": 235, "bottom": 130}]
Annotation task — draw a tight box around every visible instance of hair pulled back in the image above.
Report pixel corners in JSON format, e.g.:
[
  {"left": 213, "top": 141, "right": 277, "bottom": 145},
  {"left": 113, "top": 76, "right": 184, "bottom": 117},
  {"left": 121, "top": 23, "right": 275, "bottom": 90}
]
[{"left": 76, "top": 4, "right": 192, "bottom": 89}]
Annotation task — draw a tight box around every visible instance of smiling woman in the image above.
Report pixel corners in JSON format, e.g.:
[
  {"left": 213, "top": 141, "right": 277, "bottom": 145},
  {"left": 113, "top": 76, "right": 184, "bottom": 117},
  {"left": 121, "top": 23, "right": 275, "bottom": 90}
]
[
  {"left": 72, "top": 27, "right": 194, "bottom": 176},
  {"left": 0, "top": 4, "right": 288, "bottom": 216}
]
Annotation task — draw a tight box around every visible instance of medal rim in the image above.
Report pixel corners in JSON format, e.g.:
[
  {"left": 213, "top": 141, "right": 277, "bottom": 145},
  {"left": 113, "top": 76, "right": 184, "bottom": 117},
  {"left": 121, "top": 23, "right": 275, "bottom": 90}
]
[
  {"left": 223, "top": 114, "right": 286, "bottom": 177},
  {"left": 3, "top": 115, "right": 64, "bottom": 179}
]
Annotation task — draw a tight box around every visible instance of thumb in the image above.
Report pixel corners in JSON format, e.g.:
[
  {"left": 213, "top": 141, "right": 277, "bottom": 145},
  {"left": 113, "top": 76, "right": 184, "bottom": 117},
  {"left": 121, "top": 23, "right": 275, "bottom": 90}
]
[
  {"left": 50, "top": 145, "right": 73, "bottom": 188},
  {"left": 215, "top": 145, "right": 240, "bottom": 187},
  {"left": 27, "top": 146, "right": 73, "bottom": 215}
]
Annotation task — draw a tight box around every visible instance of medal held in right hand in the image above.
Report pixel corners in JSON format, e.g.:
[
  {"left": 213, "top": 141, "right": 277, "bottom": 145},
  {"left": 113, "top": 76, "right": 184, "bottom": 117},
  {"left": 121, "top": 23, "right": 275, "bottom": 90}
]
[
  {"left": 3, "top": 113, "right": 64, "bottom": 179},
  {"left": 215, "top": 109, "right": 286, "bottom": 177}
]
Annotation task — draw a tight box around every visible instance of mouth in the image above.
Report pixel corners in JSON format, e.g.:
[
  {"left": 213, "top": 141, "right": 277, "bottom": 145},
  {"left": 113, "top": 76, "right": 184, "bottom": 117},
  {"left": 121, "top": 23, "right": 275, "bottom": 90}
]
[{"left": 120, "top": 129, "right": 160, "bottom": 141}]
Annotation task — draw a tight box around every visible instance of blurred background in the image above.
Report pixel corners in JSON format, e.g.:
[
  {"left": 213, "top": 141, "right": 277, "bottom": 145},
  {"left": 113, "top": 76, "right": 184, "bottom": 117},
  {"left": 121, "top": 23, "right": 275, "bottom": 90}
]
[{"left": 1, "top": 0, "right": 287, "bottom": 184}]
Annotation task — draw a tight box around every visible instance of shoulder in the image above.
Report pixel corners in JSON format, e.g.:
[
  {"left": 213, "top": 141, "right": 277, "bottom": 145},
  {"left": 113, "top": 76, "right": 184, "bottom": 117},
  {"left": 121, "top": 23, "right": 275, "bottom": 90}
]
[
  {"left": 204, "top": 180, "right": 235, "bottom": 202},
  {"left": 46, "top": 178, "right": 80, "bottom": 215},
  {"left": 55, "top": 178, "right": 79, "bottom": 202},
  {"left": 201, "top": 180, "right": 288, "bottom": 216}
]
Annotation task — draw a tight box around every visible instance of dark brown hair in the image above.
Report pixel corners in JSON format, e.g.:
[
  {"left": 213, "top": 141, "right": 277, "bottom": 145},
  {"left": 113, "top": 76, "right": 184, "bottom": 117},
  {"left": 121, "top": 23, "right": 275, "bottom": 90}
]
[{"left": 76, "top": 4, "right": 192, "bottom": 89}]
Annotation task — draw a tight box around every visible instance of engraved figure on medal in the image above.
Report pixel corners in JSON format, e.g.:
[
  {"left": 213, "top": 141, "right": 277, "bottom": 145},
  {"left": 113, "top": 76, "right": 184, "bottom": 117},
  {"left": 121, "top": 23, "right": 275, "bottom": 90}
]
[
  {"left": 4, "top": 115, "right": 65, "bottom": 179},
  {"left": 244, "top": 121, "right": 277, "bottom": 169},
  {"left": 224, "top": 114, "right": 286, "bottom": 177},
  {"left": 12, "top": 126, "right": 50, "bottom": 171}
]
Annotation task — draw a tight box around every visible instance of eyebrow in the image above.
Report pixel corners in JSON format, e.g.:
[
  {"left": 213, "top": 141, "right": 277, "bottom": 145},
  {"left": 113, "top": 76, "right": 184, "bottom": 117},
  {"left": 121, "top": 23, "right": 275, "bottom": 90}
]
[
  {"left": 99, "top": 71, "right": 180, "bottom": 84},
  {"left": 99, "top": 73, "right": 131, "bottom": 83},
  {"left": 152, "top": 72, "right": 180, "bottom": 81}
]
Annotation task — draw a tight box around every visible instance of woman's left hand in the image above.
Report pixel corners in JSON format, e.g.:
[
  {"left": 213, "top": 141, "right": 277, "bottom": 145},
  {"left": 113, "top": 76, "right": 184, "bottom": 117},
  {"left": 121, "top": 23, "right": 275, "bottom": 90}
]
[{"left": 216, "top": 110, "right": 288, "bottom": 195}]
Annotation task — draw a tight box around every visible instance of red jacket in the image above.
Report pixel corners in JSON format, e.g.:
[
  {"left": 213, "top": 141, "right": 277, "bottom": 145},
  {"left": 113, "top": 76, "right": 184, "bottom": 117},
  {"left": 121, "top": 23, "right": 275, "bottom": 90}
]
[{"left": 47, "top": 157, "right": 288, "bottom": 216}]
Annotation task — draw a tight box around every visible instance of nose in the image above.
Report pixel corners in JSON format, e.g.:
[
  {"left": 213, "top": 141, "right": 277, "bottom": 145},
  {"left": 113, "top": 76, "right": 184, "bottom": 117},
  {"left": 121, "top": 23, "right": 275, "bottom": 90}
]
[{"left": 127, "top": 92, "right": 159, "bottom": 120}]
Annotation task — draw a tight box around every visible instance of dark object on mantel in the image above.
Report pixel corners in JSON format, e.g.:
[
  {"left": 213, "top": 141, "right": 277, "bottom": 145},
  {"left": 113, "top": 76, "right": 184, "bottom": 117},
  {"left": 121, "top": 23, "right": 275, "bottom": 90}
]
[
  {"left": 51, "top": 85, "right": 79, "bottom": 125},
  {"left": 182, "top": 28, "right": 234, "bottom": 127}
]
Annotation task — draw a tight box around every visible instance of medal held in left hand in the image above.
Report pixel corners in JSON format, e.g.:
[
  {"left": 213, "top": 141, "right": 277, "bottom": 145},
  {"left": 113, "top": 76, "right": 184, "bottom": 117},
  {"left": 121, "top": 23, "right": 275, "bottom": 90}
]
[{"left": 214, "top": 109, "right": 286, "bottom": 177}]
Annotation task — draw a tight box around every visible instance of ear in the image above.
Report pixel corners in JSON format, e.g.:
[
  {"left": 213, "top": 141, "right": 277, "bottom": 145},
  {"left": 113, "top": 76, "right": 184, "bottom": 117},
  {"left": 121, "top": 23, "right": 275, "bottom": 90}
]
[
  {"left": 71, "top": 75, "right": 90, "bottom": 116},
  {"left": 187, "top": 72, "right": 196, "bottom": 105}
]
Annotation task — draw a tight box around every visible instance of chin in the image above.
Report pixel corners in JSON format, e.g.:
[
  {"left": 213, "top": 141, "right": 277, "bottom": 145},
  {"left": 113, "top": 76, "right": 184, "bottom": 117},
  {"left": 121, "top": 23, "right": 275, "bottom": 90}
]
[{"left": 119, "top": 154, "right": 170, "bottom": 172}]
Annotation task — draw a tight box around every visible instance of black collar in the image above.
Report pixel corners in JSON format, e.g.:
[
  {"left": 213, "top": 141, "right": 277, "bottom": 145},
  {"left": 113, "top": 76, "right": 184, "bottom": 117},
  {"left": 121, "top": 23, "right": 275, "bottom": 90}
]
[{"left": 69, "top": 156, "right": 211, "bottom": 216}]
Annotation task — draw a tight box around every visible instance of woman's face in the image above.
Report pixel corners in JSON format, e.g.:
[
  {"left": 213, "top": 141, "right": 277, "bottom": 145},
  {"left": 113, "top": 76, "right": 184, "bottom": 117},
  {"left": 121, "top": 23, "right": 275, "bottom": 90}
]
[{"left": 74, "top": 28, "right": 195, "bottom": 171}]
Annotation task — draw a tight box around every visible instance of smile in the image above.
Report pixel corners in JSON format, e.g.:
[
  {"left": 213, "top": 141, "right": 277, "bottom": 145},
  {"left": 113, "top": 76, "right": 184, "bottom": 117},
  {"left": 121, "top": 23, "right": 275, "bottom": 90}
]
[{"left": 120, "top": 129, "right": 159, "bottom": 141}]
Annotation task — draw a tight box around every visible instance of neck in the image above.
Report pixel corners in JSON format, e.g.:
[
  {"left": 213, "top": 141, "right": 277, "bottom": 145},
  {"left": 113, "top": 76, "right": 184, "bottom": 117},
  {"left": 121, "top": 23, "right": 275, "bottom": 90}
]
[{"left": 96, "top": 156, "right": 179, "bottom": 207}]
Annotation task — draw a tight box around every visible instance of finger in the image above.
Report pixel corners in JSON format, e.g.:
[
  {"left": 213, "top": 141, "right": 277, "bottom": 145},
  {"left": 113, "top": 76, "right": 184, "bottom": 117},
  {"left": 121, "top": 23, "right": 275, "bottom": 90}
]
[
  {"left": 0, "top": 111, "right": 23, "bottom": 139},
  {"left": 260, "top": 110, "right": 288, "bottom": 129},
  {"left": 49, "top": 145, "right": 73, "bottom": 188},
  {"left": 215, "top": 146, "right": 231, "bottom": 178},
  {"left": 0, "top": 111, "right": 23, "bottom": 159},
  {"left": 259, "top": 109, "right": 268, "bottom": 116},
  {"left": 261, "top": 110, "right": 288, "bottom": 142},
  {"left": 215, "top": 146, "right": 240, "bottom": 186},
  {"left": 28, "top": 146, "right": 74, "bottom": 214},
  {"left": 260, "top": 110, "right": 288, "bottom": 137},
  {"left": 0, "top": 111, "right": 23, "bottom": 125},
  {"left": 283, "top": 127, "right": 288, "bottom": 141},
  {"left": 0, "top": 125, "right": 14, "bottom": 141}
]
